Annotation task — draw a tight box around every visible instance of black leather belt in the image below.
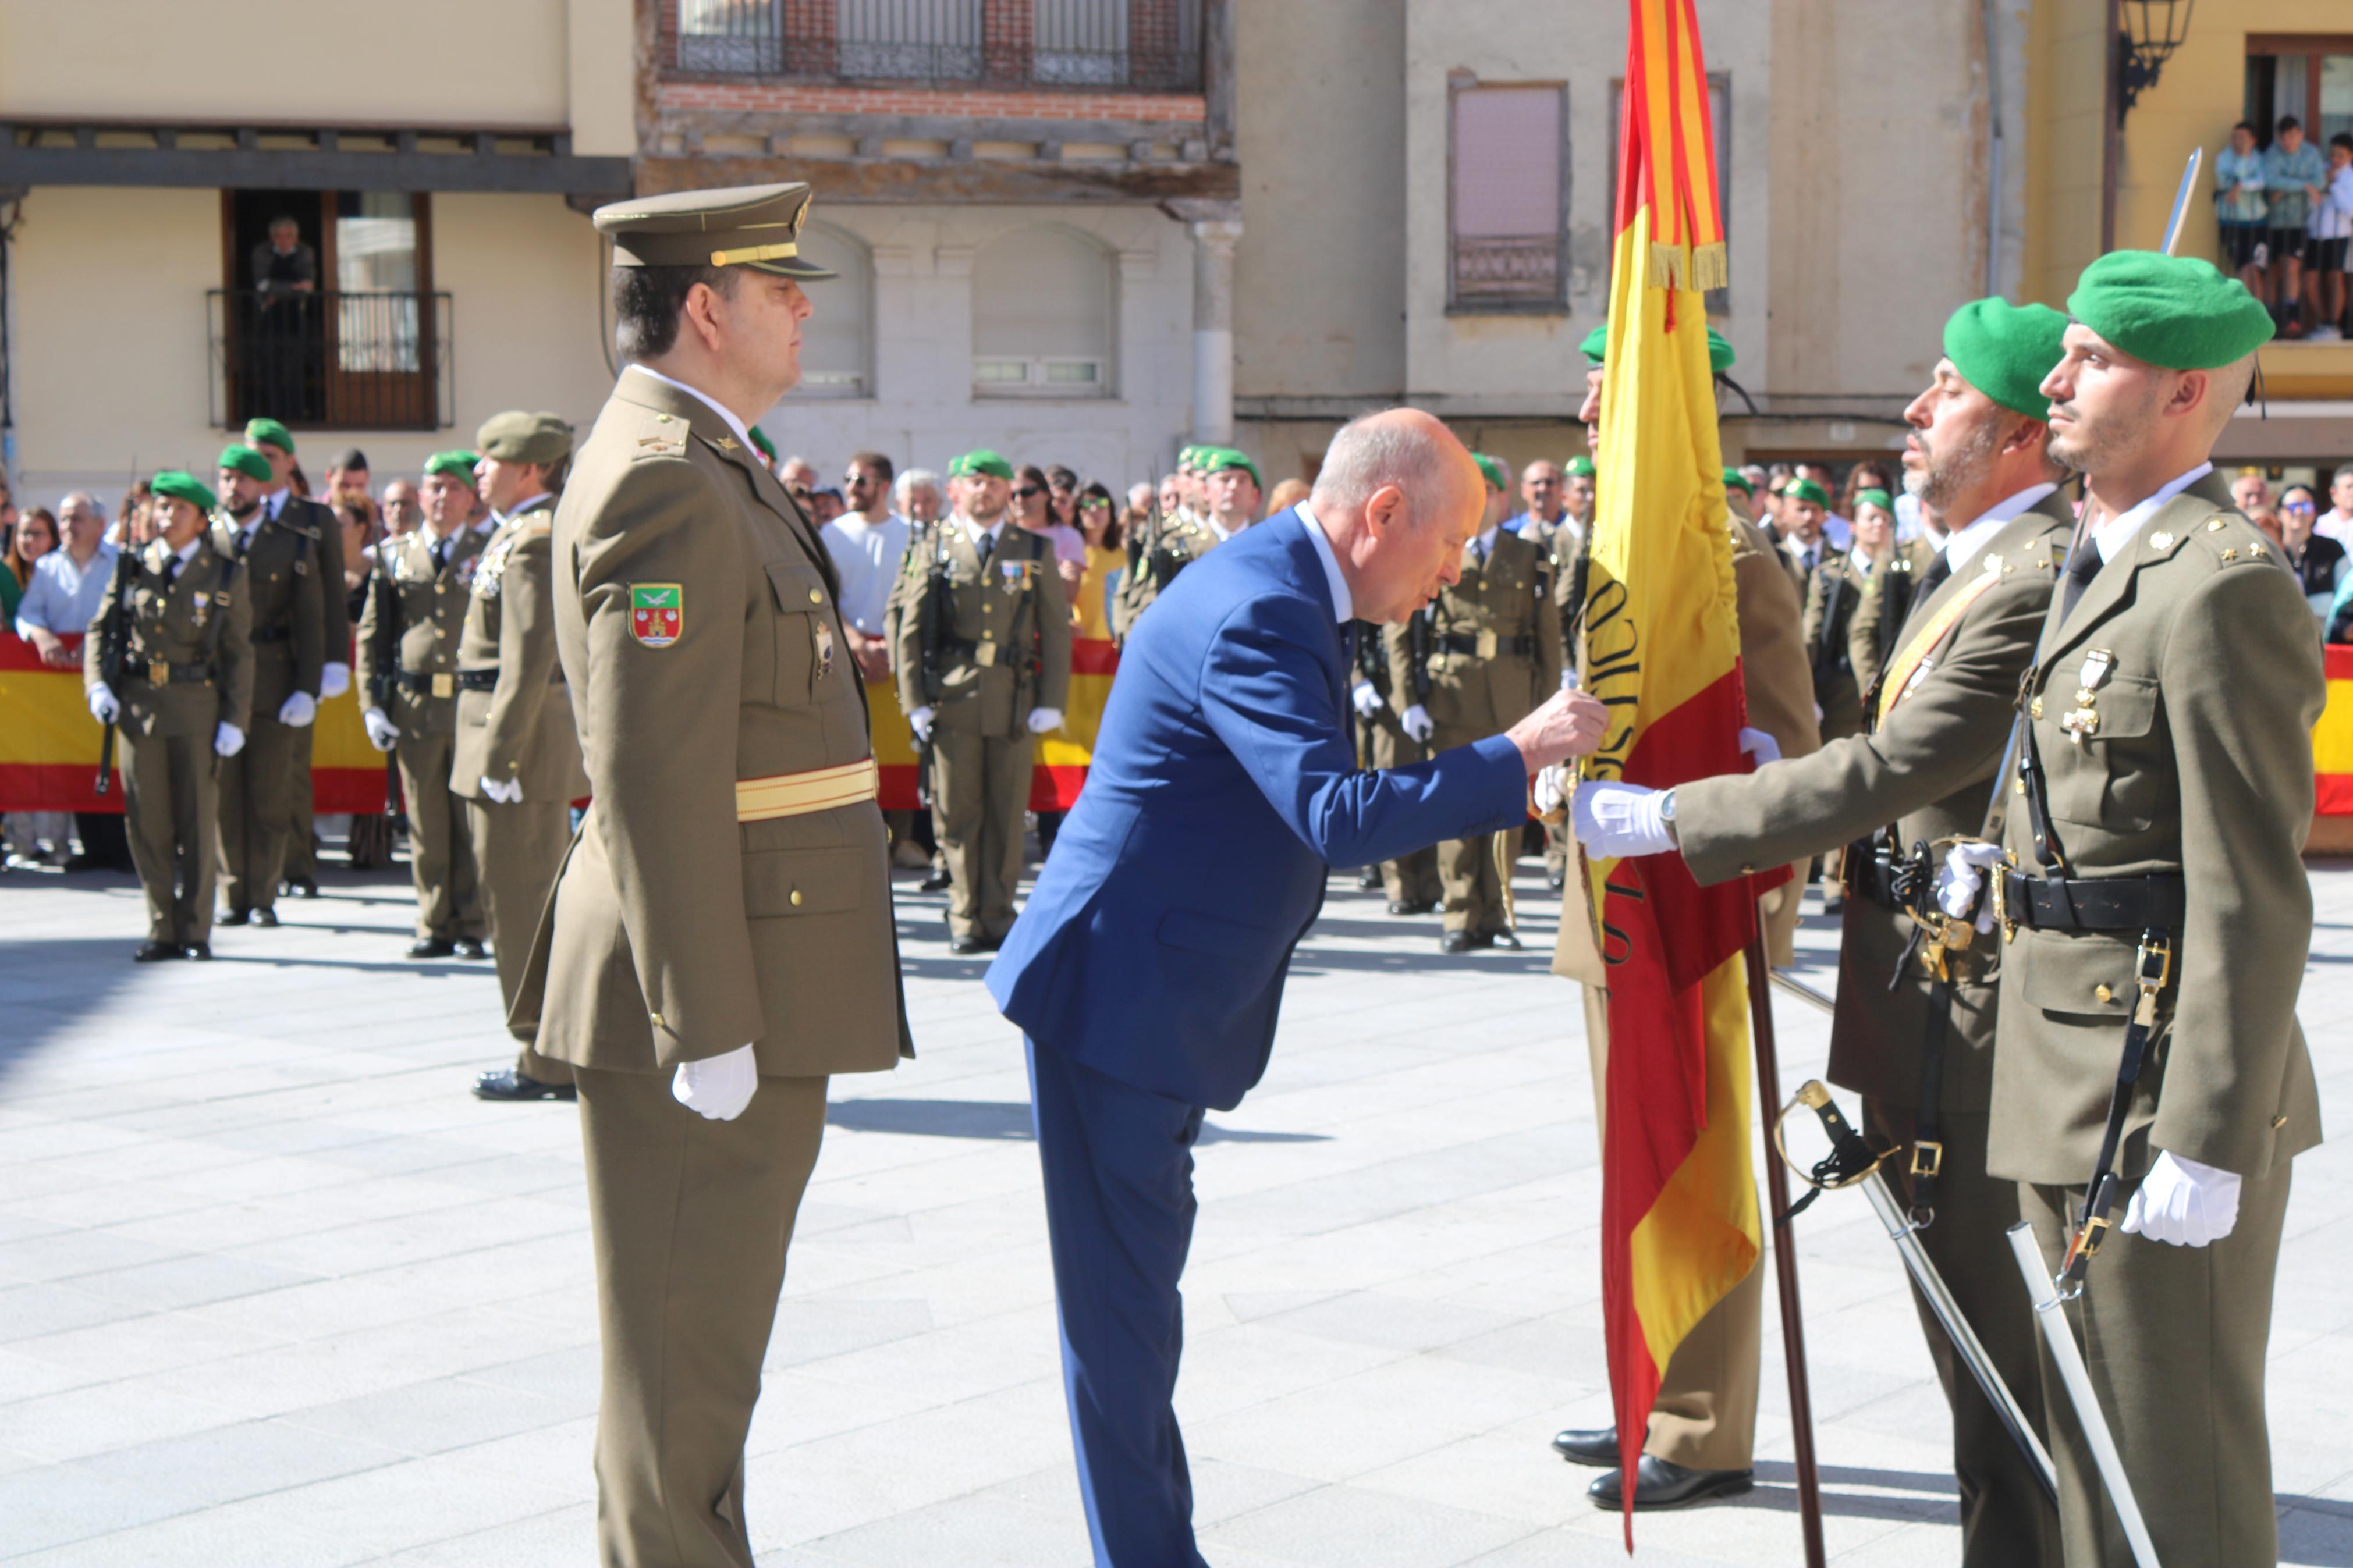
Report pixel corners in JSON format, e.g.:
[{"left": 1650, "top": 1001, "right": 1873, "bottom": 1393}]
[
  {"left": 127, "top": 660, "right": 212, "bottom": 686},
  {"left": 1847, "top": 849, "right": 1904, "bottom": 909},
  {"left": 2000, "top": 870, "right": 2186, "bottom": 933},
  {"left": 1436, "top": 631, "right": 1535, "bottom": 657},
  {"left": 251, "top": 624, "right": 293, "bottom": 643},
  {"left": 395, "top": 668, "right": 459, "bottom": 696},
  {"left": 455, "top": 668, "right": 499, "bottom": 691}
]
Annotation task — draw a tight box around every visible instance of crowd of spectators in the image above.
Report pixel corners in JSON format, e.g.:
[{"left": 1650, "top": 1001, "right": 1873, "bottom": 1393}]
[{"left": 2216, "top": 115, "right": 2353, "bottom": 340}]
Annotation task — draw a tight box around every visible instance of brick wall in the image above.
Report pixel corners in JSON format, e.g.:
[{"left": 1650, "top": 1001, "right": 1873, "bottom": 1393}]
[{"left": 658, "top": 80, "right": 1207, "bottom": 123}]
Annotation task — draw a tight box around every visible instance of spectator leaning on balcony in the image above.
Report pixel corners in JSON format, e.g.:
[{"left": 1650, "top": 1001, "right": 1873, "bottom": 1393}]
[
  {"left": 2309, "top": 133, "right": 2353, "bottom": 341},
  {"left": 18, "top": 492, "right": 133, "bottom": 872},
  {"left": 2216, "top": 121, "right": 2269, "bottom": 294},
  {"left": 2265, "top": 116, "right": 2329, "bottom": 337}
]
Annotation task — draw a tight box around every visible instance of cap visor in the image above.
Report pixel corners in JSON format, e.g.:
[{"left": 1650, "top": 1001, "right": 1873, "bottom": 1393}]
[{"left": 746, "top": 257, "right": 838, "bottom": 280}]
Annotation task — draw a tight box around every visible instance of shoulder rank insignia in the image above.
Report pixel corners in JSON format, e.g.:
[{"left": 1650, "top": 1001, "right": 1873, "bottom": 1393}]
[
  {"left": 631, "top": 584, "right": 683, "bottom": 647},
  {"left": 714, "top": 435, "right": 741, "bottom": 453}
]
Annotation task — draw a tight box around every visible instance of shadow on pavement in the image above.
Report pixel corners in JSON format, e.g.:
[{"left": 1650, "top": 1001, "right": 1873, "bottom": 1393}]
[
  {"left": 827, "top": 1097, "right": 1327, "bottom": 1145},
  {"left": 0, "top": 936, "right": 152, "bottom": 1091}
]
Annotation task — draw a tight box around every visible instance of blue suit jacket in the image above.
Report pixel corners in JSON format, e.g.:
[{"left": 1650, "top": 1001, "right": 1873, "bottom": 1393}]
[{"left": 985, "top": 511, "right": 1530, "bottom": 1111}]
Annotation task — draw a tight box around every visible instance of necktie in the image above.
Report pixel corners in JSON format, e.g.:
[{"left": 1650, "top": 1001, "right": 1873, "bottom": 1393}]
[
  {"left": 975, "top": 531, "right": 995, "bottom": 571},
  {"left": 162, "top": 554, "right": 180, "bottom": 587},
  {"left": 1913, "top": 551, "right": 1953, "bottom": 601},
  {"left": 2059, "top": 536, "right": 2103, "bottom": 621},
  {"left": 432, "top": 536, "right": 450, "bottom": 572}
]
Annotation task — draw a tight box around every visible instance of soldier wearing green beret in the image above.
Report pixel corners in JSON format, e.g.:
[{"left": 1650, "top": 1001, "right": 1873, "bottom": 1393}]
[
  {"left": 242, "top": 418, "right": 350, "bottom": 898},
  {"left": 457, "top": 413, "right": 590, "bottom": 1103},
  {"left": 1110, "top": 445, "right": 1230, "bottom": 643},
  {"left": 892, "top": 446, "right": 1071, "bottom": 952},
  {"left": 357, "top": 451, "right": 493, "bottom": 967},
  {"left": 1578, "top": 296, "right": 2077, "bottom": 1560},
  {"left": 1383, "top": 442, "right": 1561, "bottom": 951},
  {"left": 1981, "top": 252, "right": 2319, "bottom": 1568},
  {"left": 211, "top": 442, "right": 325, "bottom": 927},
  {"left": 84, "top": 472, "right": 254, "bottom": 961}
]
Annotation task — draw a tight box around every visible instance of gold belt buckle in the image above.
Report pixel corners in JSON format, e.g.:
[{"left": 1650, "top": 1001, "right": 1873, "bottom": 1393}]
[
  {"left": 431, "top": 672, "right": 454, "bottom": 699},
  {"left": 976, "top": 639, "right": 999, "bottom": 668},
  {"left": 1910, "top": 1139, "right": 1944, "bottom": 1179},
  {"left": 1475, "top": 629, "right": 1498, "bottom": 659},
  {"left": 148, "top": 658, "right": 170, "bottom": 685}
]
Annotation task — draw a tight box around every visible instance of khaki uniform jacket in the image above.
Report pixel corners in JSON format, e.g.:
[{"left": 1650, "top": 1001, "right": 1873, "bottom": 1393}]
[
  {"left": 1727, "top": 509, "right": 1821, "bottom": 767},
  {"left": 1991, "top": 474, "right": 2324, "bottom": 1183},
  {"left": 450, "top": 497, "right": 588, "bottom": 803},
  {"left": 1848, "top": 536, "right": 1940, "bottom": 696},
  {"left": 355, "top": 523, "right": 490, "bottom": 742},
  {"left": 1678, "top": 489, "right": 2073, "bottom": 1112},
  {"left": 1385, "top": 528, "right": 1564, "bottom": 734},
  {"left": 84, "top": 535, "right": 254, "bottom": 738},
  {"left": 1109, "top": 512, "right": 1216, "bottom": 643},
  {"left": 212, "top": 512, "right": 325, "bottom": 717},
  {"left": 890, "top": 521, "right": 1072, "bottom": 738},
  {"left": 281, "top": 493, "right": 352, "bottom": 671},
  {"left": 523, "top": 372, "right": 906, "bottom": 1076},
  {"left": 1802, "top": 550, "right": 1869, "bottom": 739}
]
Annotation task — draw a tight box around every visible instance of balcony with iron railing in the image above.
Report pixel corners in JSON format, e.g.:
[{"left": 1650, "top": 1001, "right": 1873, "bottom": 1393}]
[
  {"left": 207, "top": 290, "right": 454, "bottom": 432},
  {"left": 674, "top": 0, "right": 1204, "bottom": 92}
]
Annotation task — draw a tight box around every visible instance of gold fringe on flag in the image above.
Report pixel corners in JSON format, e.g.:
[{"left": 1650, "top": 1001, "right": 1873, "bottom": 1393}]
[{"left": 1646, "top": 240, "right": 1730, "bottom": 293}]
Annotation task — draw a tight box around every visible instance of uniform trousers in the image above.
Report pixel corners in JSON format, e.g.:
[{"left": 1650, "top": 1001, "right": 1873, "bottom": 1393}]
[
  {"left": 216, "top": 709, "right": 306, "bottom": 915},
  {"left": 122, "top": 729, "right": 218, "bottom": 946},
  {"left": 1862, "top": 1102, "right": 2059, "bottom": 1568},
  {"left": 1368, "top": 723, "right": 1440, "bottom": 908},
  {"left": 283, "top": 724, "right": 318, "bottom": 881},
  {"left": 576, "top": 1066, "right": 828, "bottom": 1568},
  {"left": 1027, "top": 1036, "right": 1212, "bottom": 1568},
  {"left": 395, "top": 732, "right": 483, "bottom": 941},
  {"left": 2018, "top": 1161, "right": 2292, "bottom": 1568},
  {"left": 932, "top": 727, "right": 1034, "bottom": 943},
  {"left": 467, "top": 797, "right": 574, "bottom": 1085},
  {"left": 1582, "top": 985, "right": 1761, "bottom": 1469}
]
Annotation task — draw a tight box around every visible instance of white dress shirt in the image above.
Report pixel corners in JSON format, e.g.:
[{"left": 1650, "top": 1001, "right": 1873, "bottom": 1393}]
[
  {"left": 1295, "top": 501, "right": 1354, "bottom": 623},
  {"left": 2093, "top": 463, "right": 2213, "bottom": 563},
  {"left": 627, "top": 364, "right": 758, "bottom": 454},
  {"left": 1943, "top": 481, "right": 2059, "bottom": 575}
]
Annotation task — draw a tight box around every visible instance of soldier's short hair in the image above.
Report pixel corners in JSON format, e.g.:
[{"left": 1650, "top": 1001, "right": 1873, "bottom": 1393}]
[
  {"left": 848, "top": 450, "right": 895, "bottom": 483},
  {"left": 611, "top": 263, "right": 739, "bottom": 362}
]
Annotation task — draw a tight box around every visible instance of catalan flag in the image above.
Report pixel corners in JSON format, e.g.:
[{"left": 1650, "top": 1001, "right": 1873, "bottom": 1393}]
[{"left": 1581, "top": 0, "right": 1767, "bottom": 1534}]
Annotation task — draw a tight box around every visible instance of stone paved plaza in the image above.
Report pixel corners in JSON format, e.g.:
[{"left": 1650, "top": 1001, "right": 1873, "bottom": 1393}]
[{"left": 2, "top": 848, "right": 2349, "bottom": 1566}]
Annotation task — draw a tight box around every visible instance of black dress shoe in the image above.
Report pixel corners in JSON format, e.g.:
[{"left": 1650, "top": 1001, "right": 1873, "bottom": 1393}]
[
  {"left": 452, "top": 938, "right": 489, "bottom": 959},
  {"left": 132, "top": 940, "right": 184, "bottom": 963},
  {"left": 1552, "top": 1427, "right": 1618, "bottom": 1467},
  {"left": 1387, "top": 899, "right": 1436, "bottom": 917},
  {"left": 407, "top": 938, "right": 456, "bottom": 959},
  {"left": 1547, "top": 869, "right": 1566, "bottom": 891},
  {"left": 473, "top": 1069, "right": 576, "bottom": 1102},
  {"left": 918, "top": 867, "right": 952, "bottom": 892},
  {"left": 1355, "top": 866, "right": 1382, "bottom": 891},
  {"left": 1486, "top": 929, "right": 1522, "bottom": 950},
  {"left": 286, "top": 876, "right": 320, "bottom": 899},
  {"left": 219, "top": 908, "right": 251, "bottom": 927},
  {"left": 1587, "top": 1455, "right": 1754, "bottom": 1512},
  {"left": 947, "top": 933, "right": 1000, "bottom": 955},
  {"left": 250, "top": 908, "right": 279, "bottom": 928},
  {"left": 182, "top": 943, "right": 211, "bottom": 961},
  {"left": 1440, "top": 929, "right": 1490, "bottom": 955}
]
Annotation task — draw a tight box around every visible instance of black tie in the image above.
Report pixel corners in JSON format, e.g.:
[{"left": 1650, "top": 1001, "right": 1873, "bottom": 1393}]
[
  {"left": 1913, "top": 551, "right": 1952, "bottom": 601},
  {"left": 433, "top": 535, "right": 451, "bottom": 572},
  {"left": 2059, "top": 536, "right": 2103, "bottom": 621},
  {"left": 975, "top": 531, "right": 995, "bottom": 571},
  {"left": 162, "top": 554, "right": 181, "bottom": 586}
]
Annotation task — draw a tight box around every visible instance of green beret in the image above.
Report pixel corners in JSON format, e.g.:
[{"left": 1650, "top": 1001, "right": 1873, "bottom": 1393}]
[
  {"left": 1580, "top": 323, "right": 1735, "bottom": 373},
  {"left": 749, "top": 425, "right": 777, "bottom": 461},
  {"left": 1467, "top": 453, "right": 1508, "bottom": 492},
  {"left": 1784, "top": 478, "right": 1830, "bottom": 507},
  {"left": 151, "top": 471, "right": 217, "bottom": 513},
  {"left": 1942, "top": 297, "right": 2069, "bottom": 421},
  {"left": 423, "top": 451, "right": 481, "bottom": 486},
  {"left": 217, "top": 444, "right": 273, "bottom": 483},
  {"left": 1202, "top": 447, "right": 1262, "bottom": 487},
  {"left": 1723, "top": 468, "right": 1753, "bottom": 495},
  {"left": 242, "top": 418, "right": 294, "bottom": 454},
  {"left": 1179, "top": 445, "right": 1206, "bottom": 469},
  {"left": 2067, "top": 251, "right": 2275, "bottom": 371},
  {"left": 1855, "top": 488, "right": 1894, "bottom": 511},
  {"left": 477, "top": 411, "right": 572, "bottom": 465},
  {"left": 1564, "top": 456, "right": 1596, "bottom": 479},
  {"left": 949, "top": 449, "right": 1014, "bottom": 481}
]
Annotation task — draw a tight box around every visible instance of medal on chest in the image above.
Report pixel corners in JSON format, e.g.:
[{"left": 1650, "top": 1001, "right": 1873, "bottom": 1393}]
[{"left": 2060, "top": 649, "right": 2113, "bottom": 746}]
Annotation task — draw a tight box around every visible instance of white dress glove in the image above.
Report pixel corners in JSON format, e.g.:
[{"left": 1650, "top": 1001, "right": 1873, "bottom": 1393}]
[
  {"left": 88, "top": 684, "right": 120, "bottom": 726},
  {"left": 362, "top": 707, "right": 399, "bottom": 752},
  {"left": 480, "top": 775, "right": 523, "bottom": 805},
  {"left": 2121, "top": 1150, "right": 2242, "bottom": 1247},
  {"left": 215, "top": 722, "right": 246, "bottom": 758},
  {"left": 320, "top": 661, "right": 351, "bottom": 699},
  {"left": 277, "top": 691, "right": 317, "bottom": 728},
  {"left": 672, "top": 1043, "right": 759, "bottom": 1121},
  {"left": 1532, "top": 764, "right": 1569, "bottom": 819},
  {"left": 1027, "top": 707, "right": 1064, "bottom": 735},
  {"left": 1737, "top": 727, "right": 1781, "bottom": 766},
  {"left": 1401, "top": 704, "right": 1435, "bottom": 743},
  {"left": 907, "top": 705, "right": 935, "bottom": 744},
  {"left": 1573, "top": 781, "right": 1677, "bottom": 858},
  {"left": 1935, "top": 842, "right": 2007, "bottom": 930},
  {"left": 1351, "top": 682, "right": 1385, "bottom": 719}
]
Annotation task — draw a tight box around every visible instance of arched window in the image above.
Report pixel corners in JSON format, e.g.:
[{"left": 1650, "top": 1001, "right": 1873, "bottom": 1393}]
[
  {"left": 971, "top": 225, "right": 1115, "bottom": 397},
  {"left": 792, "top": 221, "right": 872, "bottom": 400}
]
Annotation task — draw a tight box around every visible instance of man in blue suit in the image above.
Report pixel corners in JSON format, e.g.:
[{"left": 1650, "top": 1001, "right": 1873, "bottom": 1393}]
[{"left": 986, "top": 409, "right": 1607, "bottom": 1566}]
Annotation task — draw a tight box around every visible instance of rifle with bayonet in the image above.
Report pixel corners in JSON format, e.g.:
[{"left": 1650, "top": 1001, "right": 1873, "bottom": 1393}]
[
  {"left": 368, "top": 554, "right": 404, "bottom": 816},
  {"left": 91, "top": 549, "right": 138, "bottom": 797},
  {"left": 915, "top": 523, "right": 950, "bottom": 809}
]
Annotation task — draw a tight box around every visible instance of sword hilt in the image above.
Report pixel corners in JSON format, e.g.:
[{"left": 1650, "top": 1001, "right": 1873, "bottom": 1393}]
[{"left": 1774, "top": 1080, "right": 1896, "bottom": 1215}]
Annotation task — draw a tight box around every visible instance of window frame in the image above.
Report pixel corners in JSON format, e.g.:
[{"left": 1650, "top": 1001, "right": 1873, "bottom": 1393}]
[
  {"left": 968, "top": 225, "right": 1119, "bottom": 401},
  {"left": 1446, "top": 77, "right": 1572, "bottom": 317}
]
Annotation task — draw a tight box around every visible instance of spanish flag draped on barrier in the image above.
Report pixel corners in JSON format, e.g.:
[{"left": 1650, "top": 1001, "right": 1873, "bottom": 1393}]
[{"left": 1580, "top": 0, "right": 1771, "bottom": 1535}]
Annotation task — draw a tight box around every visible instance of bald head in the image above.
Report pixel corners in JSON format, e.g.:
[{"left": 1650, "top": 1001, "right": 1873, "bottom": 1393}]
[{"left": 1307, "top": 408, "right": 1489, "bottom": 623}]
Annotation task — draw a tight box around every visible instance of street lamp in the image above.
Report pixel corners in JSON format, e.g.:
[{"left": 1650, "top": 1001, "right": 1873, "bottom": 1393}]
[{"left": 2117, "top": 0, "right": 2192, "bottom": 120}]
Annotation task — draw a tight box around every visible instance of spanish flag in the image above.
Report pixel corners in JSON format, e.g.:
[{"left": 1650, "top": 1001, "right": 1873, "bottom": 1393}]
[
  {"left": 1582, "top": 0, "right": 1767, "bottom": 1534},
  {"left": 863, "top": 634, "right": 1118, "bottom": 811},
  {"left": 2316, "top": 645, "right": 2353, "bottom": 816}
]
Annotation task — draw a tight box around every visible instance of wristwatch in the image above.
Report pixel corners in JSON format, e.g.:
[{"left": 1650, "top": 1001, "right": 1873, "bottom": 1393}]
[{"left": 1660, "top": 789, "right": 1678, "bottom": 843}]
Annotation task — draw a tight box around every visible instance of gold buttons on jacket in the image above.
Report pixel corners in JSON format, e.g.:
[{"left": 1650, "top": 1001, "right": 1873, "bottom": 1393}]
[
  {"left": 650, "top": 1010, "right": 666, "bottom": 1029},
  {"left": 2095, "top": 984, "right": 2114, "bottom": 1004},
  {"left": 789, "top": 890, "right": 804, "bottom": 906},
  {"left": 2030, "top": 698, "right": 2043, "bottom": 719},
  {"left": 808, "top": 589, "right": 822, "bottom": 605},
  {"left": 2208, "top": 519, "right": 2227, "bottom": 532}
]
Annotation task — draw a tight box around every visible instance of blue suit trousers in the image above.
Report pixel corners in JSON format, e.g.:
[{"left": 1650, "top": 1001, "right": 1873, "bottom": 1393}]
[{"left": 1027, "top": 1037, "right": 1213, "bottom": 1568}]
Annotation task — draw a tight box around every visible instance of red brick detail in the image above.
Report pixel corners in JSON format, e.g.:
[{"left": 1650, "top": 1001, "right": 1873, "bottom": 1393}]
[
  {"left": 782, "top": 0, "right": 834, "bottom": 76},
  {"left": 981, "top": 0, "right": 1033, "bottom": 85},
  {"left": 656, "top": 81, "right": 1208, "bottom": 123}
]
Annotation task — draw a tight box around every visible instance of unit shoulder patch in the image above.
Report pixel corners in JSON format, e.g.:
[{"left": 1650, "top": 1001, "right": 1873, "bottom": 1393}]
[{"left": 630, "top": 583, "right": 683, "bottom": 647}]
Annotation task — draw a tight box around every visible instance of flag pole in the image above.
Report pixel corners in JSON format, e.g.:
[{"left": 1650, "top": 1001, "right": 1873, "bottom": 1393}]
[{"left": 1742, "top": 933, "right": 1826, "bottom": 1567}]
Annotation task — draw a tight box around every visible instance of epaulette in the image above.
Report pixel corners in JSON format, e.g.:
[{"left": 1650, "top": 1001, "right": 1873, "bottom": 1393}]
[{"left": 2185, "top": 510, "right": 2283, "bottom": 569}]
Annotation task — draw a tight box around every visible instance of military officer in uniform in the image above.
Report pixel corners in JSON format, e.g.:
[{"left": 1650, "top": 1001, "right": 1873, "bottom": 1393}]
[
  {"left": 510, "top": 182, "right": 907, "bottom": 1567},
  {"left": 1110, "top": 445, "right": 1223, "bottom": 643},
  {"left": 1950, "top": 253, "right": 2320, "bottom": 1568},
  {"left": 1577, "top": 298, "right": 2077, "bottom": 1563},
  {"left": 1388, "top": 451, "right": 1561, "bottom": 951},
  {"left": 1546, "top": 323, "right": 1819, "bottom": 1512},
  {"left": 1351, "top": 624, "right": 1442, "bottom": 916},
  {"left": 893, "top": 448, "right": 1071, "bottom": 954},
  {"left": 458, "top": 413, "right": 589, "bottom": 1104},
  {"left": 243, "top": 418, "right": 349, "bottom": 897},
  {"left": 212, "top": 442, "right": 324, "bottom": 927},
  {"left": 1850, "top": 520, "right": 1943, "bottom": 697},
  {"left": 359, "top": 450, "right": 493, "bottom": 962},
  {"left": 84, "top": 472, "right": 254, "bottom": 961}
]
